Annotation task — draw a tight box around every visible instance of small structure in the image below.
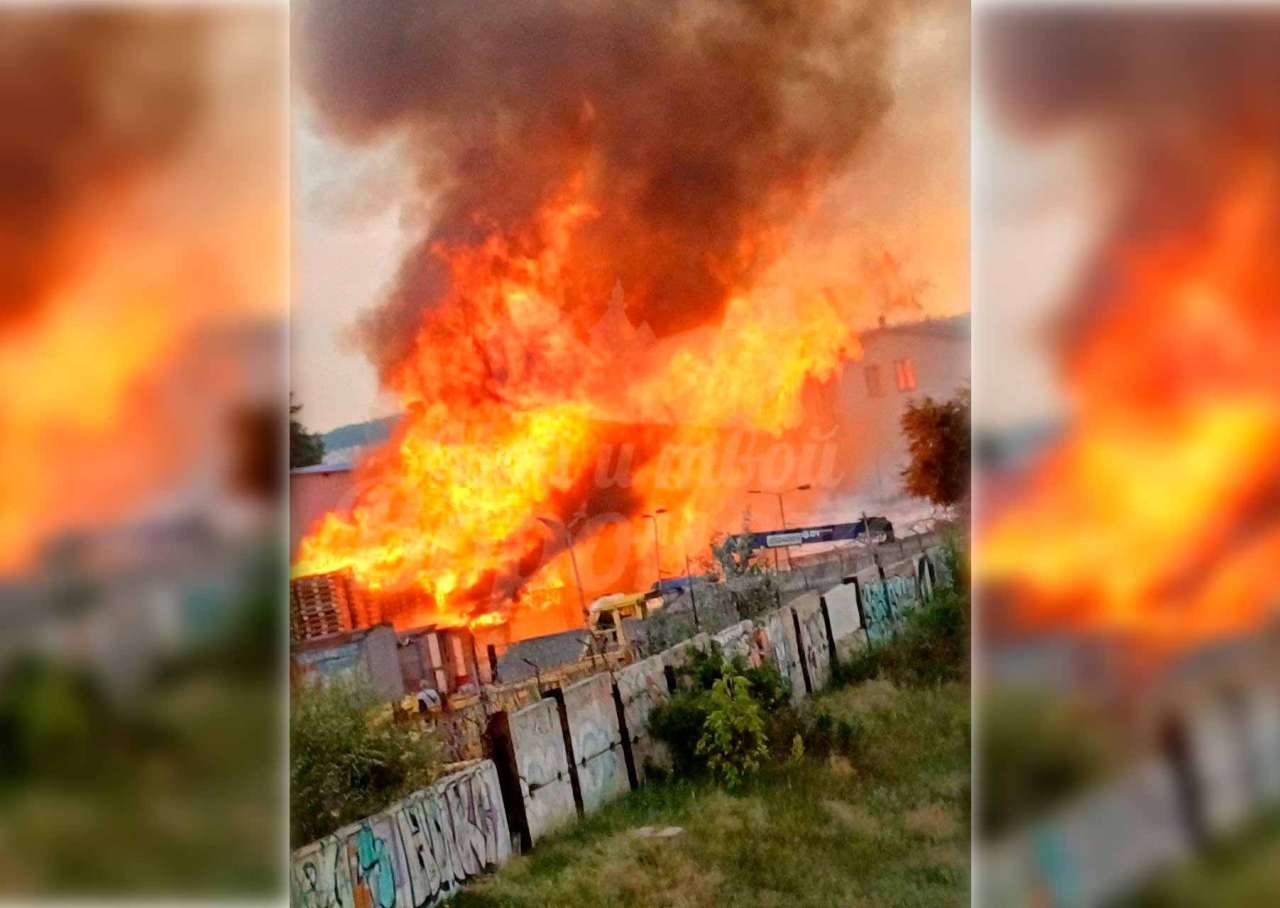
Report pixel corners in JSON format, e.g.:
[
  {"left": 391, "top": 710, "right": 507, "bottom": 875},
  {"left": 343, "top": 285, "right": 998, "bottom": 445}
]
[
  {"left": 290, "top": 623, "right": 404, "bottom": 701},
  {"left": 493, "top": 629, "right": 594, "bottom": 684},
  {"left": 397, "top": 624, "right": 484, "bottom": 697}
]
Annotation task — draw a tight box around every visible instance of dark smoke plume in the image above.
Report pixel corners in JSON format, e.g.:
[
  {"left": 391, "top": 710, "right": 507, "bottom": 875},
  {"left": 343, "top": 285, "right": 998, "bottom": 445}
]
[
  {"left": 0, "top": 10, "right": 210, "bottom": 330},
  {"left": 298, "top": 0, "right": 903, "bottom": 382}
]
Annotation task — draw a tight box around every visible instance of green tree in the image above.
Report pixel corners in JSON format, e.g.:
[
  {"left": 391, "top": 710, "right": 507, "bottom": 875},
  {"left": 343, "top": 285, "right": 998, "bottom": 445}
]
[
  {"left": 290, "top": 679, "right": 439, "bottom": 845},
  {"left": 290, "top": 397, "right": 325, "bottom": 469},
  {"left": 696, "top": 674, "right": 768, "bottom": 789},
  {"left": 900, "top": 387, "right": 970, "bottom": 508}
]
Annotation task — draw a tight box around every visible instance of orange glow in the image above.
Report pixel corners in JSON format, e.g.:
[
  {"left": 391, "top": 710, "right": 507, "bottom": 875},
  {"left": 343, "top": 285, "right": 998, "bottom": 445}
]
[{"left": 979, "top": 163, "right": 1280, "bottom": 651}]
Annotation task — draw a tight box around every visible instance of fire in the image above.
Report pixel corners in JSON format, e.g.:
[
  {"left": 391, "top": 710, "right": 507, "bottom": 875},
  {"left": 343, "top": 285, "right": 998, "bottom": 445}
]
[
  {"left": 979, "top": 162, "right": 1280, "bottom": 650},
  {"left": 291, "top": 0, "right": 965, "bottom": 635},
  {"left": 293, "top": 186, "right": 866, "bottom": 631}
]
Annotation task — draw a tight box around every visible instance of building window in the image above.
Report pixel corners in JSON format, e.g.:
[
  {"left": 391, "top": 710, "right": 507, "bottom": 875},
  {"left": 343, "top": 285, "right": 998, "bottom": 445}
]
[
  {"left": 864, "top": 364, "right": 883, "bottom": 397},
  {"left": 894, "top": 357, "right": 917, "bottom": 392}
]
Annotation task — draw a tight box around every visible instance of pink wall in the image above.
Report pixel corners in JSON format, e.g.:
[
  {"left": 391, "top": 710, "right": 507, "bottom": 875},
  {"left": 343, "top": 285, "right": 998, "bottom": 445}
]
[{"left": 289, "top": 466, "right": 356, "bottom": 559}]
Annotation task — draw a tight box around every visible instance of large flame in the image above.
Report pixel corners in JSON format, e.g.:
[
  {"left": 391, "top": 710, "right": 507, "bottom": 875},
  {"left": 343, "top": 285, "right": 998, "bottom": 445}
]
[
  {"left": 294, "top": 187, "right": 865, "bottom": 629},
  {"left": 979, "top": 162, "right": 1280, "bottom": 651}
]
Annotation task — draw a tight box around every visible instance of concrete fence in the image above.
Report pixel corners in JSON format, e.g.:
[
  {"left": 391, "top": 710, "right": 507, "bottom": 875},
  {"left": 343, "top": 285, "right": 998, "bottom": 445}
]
[
  {"left": 290, "top": 760, "right": 510, "bottom": 908},
  {"left": 291, "top": 544, "right": 952, "bottom": 907}
]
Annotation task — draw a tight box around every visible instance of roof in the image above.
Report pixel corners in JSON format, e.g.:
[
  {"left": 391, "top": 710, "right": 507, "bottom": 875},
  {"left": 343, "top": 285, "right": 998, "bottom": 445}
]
[
  {"left": 290, "top": 461, "right": 354, "bottom": 476},
  {"left": 862, "top": 312, "right": 970, "bottom": 342},
  {"left": 290, "top": 622, "right": 393, "bottom": 653},
  {"left": 495, "top": 629, "right": 591, "bottom": 683},
  {"left": 588, "top": 591, "right": 647, "bottom": 614}
]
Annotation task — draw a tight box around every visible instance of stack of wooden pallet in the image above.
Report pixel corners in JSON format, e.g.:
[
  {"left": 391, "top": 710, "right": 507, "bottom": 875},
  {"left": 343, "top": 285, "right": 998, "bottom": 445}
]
[{"left": 289, "top": 569, "right": 357, "bottom": 641}]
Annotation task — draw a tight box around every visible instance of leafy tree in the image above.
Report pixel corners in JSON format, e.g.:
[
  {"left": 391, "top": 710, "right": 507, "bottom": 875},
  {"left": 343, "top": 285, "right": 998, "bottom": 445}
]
[
  {"left": 290, "top": 678, "right": 439, "bottom": 845},
  {"left": 711, "top": 532, "right": 756, "bottom": 577},
  {"left": 900, "top": 387, "right": 970, "bottom": 508},
  {"left": 290, "top": 397, "right": 325, "bottom": 469}
]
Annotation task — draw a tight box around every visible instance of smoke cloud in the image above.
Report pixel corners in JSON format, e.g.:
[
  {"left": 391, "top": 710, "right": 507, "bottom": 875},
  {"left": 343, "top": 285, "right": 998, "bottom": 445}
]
[{"left": 298, "top": 0, "right": 904, "bottom": 381}]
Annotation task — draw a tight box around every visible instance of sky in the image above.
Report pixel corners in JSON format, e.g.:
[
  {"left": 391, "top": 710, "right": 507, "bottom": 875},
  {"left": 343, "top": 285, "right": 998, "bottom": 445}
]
[{"left": 291, "top": 1, "right": 972, "bottom": 435}]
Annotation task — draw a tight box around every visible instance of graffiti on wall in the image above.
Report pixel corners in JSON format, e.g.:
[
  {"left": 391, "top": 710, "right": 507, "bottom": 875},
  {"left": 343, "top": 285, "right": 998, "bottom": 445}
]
[
  {"left": 508, "top": 697, "right": 577, "bottom": 843},
  {"left": 981, "top": 760, "right": 1192, "bottom": 908},
  {"left": 289, "top": 532, "right": 970, "bottom": 906},
  {"left": 925, "top": 545, "right": 953, "bottom": 589},
  {"left": 790, "top": 595, "right": 832, "bottom": 692},
  {"left": 859, "top": 579, "right": 895, "bottom": 643},
  {"left": 712, "top": 620, "right": 755, "bottom": 665},
  {"left": 822, "top": 583, "right": 864, "bottom": 661},
  {"left": 765, "top": 608, "right": 806, "bottom": 703},
  {"left": 292, "top": 760, "right": 510, "bottom": 908},
  {"left": 563, "top": 673, "right": 630, "bottom": 813},
  {"left": 884, "top": 572, "right": 919, "bottom": 618},
  {"left": 615, "top": 655, "right": 671, "bottom": 780}
]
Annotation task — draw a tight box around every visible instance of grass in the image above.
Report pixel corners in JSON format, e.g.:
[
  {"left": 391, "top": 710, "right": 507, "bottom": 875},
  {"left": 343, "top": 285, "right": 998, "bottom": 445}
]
[{"left": 450, "top": 679, "right": 969, "bottom": 907}]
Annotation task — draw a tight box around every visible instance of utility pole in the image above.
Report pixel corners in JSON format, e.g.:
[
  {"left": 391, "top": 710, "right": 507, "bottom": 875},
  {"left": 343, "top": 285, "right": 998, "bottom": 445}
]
[
  {"left": 537, "top": 515, "right": 589, "bottom": 628},
  {"left": 641, "top": 509, "right": 666, "bottom": 591}
]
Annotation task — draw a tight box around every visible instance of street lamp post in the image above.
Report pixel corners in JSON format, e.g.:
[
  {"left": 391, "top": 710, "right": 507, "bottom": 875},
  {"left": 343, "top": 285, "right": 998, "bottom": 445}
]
[
  {"left": 747, "top": 484, "right": 812, "bottom": 571},
  {"left": 685, "top": 552, "right": 700, "bottom": 632},
  {"left": 536, "top": 515, "right": 589, "bottom": 628},
  {"left": 640, "top": 509, "right": 667, "bottom": 591}
]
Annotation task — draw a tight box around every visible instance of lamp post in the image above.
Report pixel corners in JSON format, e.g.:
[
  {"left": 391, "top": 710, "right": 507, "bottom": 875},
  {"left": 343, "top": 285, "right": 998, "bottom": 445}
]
[
  {"left": 685, "top": 552, "right": 700, "bottom": 632},
  {"left": 747, "top": 484, "right": 812, "bottom": 571},
  {"left": 536, "top": 515, "right": 588, "bottom": 627},
  {"left": 640, "top": 508, "right": 666, "bottom": 591}
]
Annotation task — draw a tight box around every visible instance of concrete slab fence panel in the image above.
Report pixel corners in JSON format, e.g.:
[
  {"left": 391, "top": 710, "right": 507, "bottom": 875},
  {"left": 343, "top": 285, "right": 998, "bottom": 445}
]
[
  {"left": 615, "top": 655, "right": 672, "bottom": 781},
  {"left": 562, "top": 673, "right": 631, "bottom": 814},
  {"left": 763, "top": 606, "right": 806, "bottom": 703},
  {"left": 508, "top": 697, "right": 578, "bottom": 844},
  {"left": 790, "top": 592, "right": 833, "bottom": 693},
  {"left": 822, "top": 581, "right": 865, "bottom": 662}
]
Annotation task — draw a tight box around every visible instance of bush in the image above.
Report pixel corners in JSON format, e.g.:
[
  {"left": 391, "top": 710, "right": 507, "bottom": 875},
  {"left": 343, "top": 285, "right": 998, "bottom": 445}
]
[
  {"left": 290, "top": 678, "right": 440, "bottom": 845},
  {"left": 696, "top": 675, "right": 768, "bottom": 789},
  {"left": 767, "top": 707, "right": 862, "bottom": 763},
  {"left": 647, "top": 690, "right": 710, "bottom": 778},
  {"left": 649, "top": 646, "right": 790, "bottom": 782}
]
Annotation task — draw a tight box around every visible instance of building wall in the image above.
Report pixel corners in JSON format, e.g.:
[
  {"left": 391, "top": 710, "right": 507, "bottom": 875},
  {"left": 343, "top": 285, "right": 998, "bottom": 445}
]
[
  {"left": 838, "top": 316, "right": 969, "bottom": 499},
  {"left": 290, "top": 624, "right": 405, "bottom": 701},
  {"left": 290, "top": 465, "right": 356, "bottom": 559}
]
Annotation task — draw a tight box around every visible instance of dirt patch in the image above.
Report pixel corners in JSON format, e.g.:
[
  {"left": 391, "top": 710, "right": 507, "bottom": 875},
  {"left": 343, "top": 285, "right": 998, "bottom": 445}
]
[
  {"left": 841, "top": 679, "right": 900, "bottom": 714},
  {"left": 904, "top": 803, "right": 958, "bottom": 840},
  {"left": 822, "top": 799, "right": 880, "bottom": 837}
]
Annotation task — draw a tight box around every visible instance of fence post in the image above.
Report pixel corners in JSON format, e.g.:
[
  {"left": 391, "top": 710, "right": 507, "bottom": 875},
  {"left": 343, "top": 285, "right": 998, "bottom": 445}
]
[
  {"left": 543, "top": 687, "right": 584, "bottom": 817},
  {"left": 790, "top": 607, "right": 814, "bottom": 697},
  {"left": 484, "top": 711, "right": 531, "bottom": 853},
  {"left": 611, "top": 680, "right": 640, "bottom": 790},
  {"left": 819, "top": 595, "right": 839, "bottom": 679}
]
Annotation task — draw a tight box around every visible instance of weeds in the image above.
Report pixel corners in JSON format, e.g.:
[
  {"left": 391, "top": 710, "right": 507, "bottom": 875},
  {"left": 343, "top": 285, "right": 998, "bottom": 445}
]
[{"left": 290, "top": 678, "right": 440, "bottom": 845}]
